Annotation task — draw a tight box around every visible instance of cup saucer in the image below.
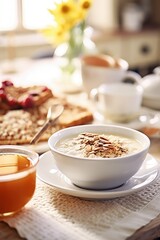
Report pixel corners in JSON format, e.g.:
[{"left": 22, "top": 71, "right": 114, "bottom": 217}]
[
  {"left": 37, "top": 151, "right": 159, "bottom": 200},
  {"left": 93, "top": 107, "right": 160, "bottom": 131}
]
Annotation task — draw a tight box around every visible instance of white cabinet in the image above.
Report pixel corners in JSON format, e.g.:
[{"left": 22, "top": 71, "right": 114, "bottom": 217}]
[
  {"left": 94, "top": 30, "right": 160, "bottom": 68},
  {"left": 96, "top": 37, "right": 123, "bottom": 58},
  {"left": 122, "top": 33, "right": 160, "bottom": 67}
]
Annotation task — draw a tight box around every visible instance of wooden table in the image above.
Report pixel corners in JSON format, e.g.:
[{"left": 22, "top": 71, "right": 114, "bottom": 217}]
[{"left": 1, "top": 213, "right": 160, "bottom": 240}]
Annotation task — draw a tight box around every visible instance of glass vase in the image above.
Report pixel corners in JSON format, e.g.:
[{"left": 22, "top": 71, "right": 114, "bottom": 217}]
[{"left": 54, "top": 24, "right": 96, "bottom": 93}]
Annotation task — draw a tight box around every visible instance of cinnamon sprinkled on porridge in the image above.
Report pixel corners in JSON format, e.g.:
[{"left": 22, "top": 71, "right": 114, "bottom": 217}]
[{"left": 56, "top": 132, "right": 142, "bottom": 158}]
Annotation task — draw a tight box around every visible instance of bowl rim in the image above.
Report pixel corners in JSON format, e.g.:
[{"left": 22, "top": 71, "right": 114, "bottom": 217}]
[
  {"left": 48, "top": 124, "right": 150, "bottom": 161},
  {"left": 0, "top": 145, "right": 39, "bottom": 180}
]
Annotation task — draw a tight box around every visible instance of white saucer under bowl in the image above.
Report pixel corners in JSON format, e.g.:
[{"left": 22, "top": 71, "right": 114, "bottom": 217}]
[{"left": 37, "top": 151, "right": 159, "bottom": 200}]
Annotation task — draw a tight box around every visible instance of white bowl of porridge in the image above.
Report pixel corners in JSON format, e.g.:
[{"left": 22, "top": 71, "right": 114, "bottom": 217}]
[{"left": 48, "top": 124, "right": 150, "bottom": 190}]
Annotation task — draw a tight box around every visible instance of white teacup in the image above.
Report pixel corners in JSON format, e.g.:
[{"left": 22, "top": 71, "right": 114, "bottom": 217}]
[
  {"left": 81, "top": 54, "right": 141, "bottom": 95},
  {"left": 90, "top": 83, "right": 143, "bottom": 123}
]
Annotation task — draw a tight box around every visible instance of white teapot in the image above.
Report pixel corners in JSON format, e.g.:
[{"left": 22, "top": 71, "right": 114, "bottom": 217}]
[{"left": 141, "top": 70, "right": 160, "bottom": 110}]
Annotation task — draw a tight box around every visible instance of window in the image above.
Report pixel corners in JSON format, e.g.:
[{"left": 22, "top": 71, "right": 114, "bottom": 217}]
[
  {"left": 22, "top": 0, "right": 53, "bottom": 30},
  {"left": 0, "top": 0, "right": 18, "bottom": 31},
  {"left": 0, "top": 0, "right": 54, "bottom": 32}
]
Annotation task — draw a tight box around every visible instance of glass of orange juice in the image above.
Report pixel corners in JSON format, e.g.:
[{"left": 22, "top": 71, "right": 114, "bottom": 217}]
[{"left": 0, "top": 145, "right": 39, "bottom": 218}]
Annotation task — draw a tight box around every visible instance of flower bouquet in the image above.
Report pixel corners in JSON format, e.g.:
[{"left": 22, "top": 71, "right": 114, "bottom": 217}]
[{"left": 42, "top": 0, "right": 93, "bottom": 76}]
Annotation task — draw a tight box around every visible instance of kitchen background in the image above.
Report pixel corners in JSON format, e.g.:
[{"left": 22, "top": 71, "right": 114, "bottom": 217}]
[{"left": 0, "top": 0, "right": 160, "bottom": 76}]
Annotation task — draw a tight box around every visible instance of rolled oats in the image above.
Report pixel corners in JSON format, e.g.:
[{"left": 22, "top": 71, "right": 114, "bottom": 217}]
[{"left": 57, "top": 132, "right": 142, "bottom": 158}]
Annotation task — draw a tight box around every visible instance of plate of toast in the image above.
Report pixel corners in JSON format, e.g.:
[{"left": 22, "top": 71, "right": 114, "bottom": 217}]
[{"left": 0, "top": 80, "right": 93, "bottom": 153}]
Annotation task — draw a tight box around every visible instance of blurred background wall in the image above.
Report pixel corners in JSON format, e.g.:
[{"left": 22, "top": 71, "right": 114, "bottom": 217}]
[{"left": 0, "top": 0, "right": 160, "bottom": 75}]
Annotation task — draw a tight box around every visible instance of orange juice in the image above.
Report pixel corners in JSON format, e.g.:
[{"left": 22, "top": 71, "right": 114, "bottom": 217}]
[{"left": 0, "top": 154, "right": 37, "bottom": 217}]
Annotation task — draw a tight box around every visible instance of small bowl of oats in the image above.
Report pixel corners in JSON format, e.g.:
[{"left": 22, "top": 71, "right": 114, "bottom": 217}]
[{"left": 48, "top": 124, "right": 150, "bottom": 190}]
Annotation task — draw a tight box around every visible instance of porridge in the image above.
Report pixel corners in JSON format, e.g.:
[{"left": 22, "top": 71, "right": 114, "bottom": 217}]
[{"left": 56, "top": 132, "right": 142, "bottom": 158}]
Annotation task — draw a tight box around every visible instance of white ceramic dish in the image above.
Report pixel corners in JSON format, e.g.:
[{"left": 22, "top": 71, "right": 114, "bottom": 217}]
[
  {"left": 90, "top": 82, "right": 143, "bottom": 123},
  {"left": 94, "top": 107, "right": 160, "bottom": 130},
  {"left": 48, "top": 124, "right": 150, "bottom": 190},
  {"left": 141, "top": 74, "right": 160, "bottom": 110},
  {"left": 154, "top": 66, "right": 160, "bottom": 75},
  {"left": 142, "top": 97, "right": 160, "bottom": 110},
  {"left": 81, "top": 54, "right": 141, "bottom": 95},
  {"left": 37, "top": 151, "right": 159, "bottom": 200}
]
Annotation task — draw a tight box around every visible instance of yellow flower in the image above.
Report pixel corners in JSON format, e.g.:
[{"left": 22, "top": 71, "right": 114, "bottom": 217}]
[
  {"left": 73, "top": 0, "right": 91, "bottom": 20},
  {"left": 41, "top": 25, "right": 69, "bottom": 45},
  {"left": 79, "top": 0, "right": 92, "bottom": 11},
  {"left": 42, "top": 0, "right": 92, "bottom": 46},
  {"left": 49, "top": 0, "right": 77, "bottom": 27}
]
